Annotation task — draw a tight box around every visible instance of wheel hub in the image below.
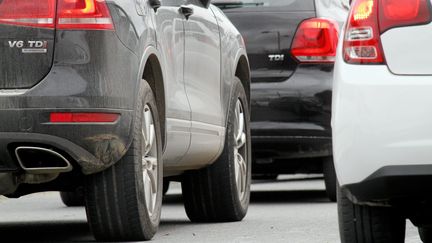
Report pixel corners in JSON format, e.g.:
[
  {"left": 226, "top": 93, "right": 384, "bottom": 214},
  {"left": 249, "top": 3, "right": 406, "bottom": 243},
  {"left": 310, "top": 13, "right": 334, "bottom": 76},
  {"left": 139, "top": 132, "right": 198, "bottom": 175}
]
[
  {"left": 233, "top": 99, "right": 247, "bottom": 201},
  {"left": 142, "top": 105, "right": 158, "bottom": 217}
]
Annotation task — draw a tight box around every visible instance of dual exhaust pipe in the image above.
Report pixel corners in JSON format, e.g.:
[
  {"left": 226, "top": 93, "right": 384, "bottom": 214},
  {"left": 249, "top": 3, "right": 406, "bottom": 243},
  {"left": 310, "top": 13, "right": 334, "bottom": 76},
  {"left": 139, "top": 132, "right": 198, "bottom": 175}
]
[{"left": 14, "top": 146, "right": 72, "bottom": 174}]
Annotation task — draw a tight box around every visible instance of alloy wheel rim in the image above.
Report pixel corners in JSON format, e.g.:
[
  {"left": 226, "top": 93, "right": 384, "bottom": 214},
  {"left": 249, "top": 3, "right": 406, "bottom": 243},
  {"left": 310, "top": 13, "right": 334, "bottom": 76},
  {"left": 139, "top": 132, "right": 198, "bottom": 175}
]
[
  {"left": 233, "top": 99, "right": 247, "bottom": 201},
  {"left": 142, "top": 104, "right": 158, "bottom": 217}
]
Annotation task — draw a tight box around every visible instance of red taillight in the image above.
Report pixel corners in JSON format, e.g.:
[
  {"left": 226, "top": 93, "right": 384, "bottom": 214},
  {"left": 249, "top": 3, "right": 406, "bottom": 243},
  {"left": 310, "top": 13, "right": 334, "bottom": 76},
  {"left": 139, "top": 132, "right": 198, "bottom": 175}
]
[
  {"left": 291, "top": 18, "right": 340, "bottom": 63},
  {"left": 344, "top": 0, "right": 431, "bottom": 64},
  {"left": 379, "top": 0, "right": 431, "bottom": 33},
  {"left": 50, "top": 112, "right": 120, "bottom": 123},
  {"left": 344, "top": 0, "right": 384, "bottom": 64},
  {"left": 0, "top": 0, "right": 56, "bottom": 28},
  {"left": 57, "top": 0, "right": 114, "bottom": 30},
  {"left": 0, "top": 0, "right": 113, "bottom": 30}
]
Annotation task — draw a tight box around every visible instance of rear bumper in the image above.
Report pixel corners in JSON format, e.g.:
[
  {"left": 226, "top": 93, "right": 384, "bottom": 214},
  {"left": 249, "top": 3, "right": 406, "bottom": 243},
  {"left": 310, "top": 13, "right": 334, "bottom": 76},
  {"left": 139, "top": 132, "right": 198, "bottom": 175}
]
[
  {"left": 252, "top": 135, "right": 331, "bottom": 174},
  {"left": 0, "top": 108, "right": 133, "bottom": 175},
  {"left": 343, "top": 165, "right": 432, "bottom": 204},
  {"left": 252, "top": 135, "right": 332, "bottom": 159},
  {"left": 251, "top": 64, "right": 333, "bottom": 167},
  {"left": 0, "top": 29, "right": 139, "bottom": 174}
]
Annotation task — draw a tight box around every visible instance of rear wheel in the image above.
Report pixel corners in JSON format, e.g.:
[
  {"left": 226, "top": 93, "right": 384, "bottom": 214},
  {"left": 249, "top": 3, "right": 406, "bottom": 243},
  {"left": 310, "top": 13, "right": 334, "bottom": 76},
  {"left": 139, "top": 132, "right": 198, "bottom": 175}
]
[
  {"left": 60, "top": 188, "right": 84, "bottom": 207},
  {"left": 181, "top": 78, "right": 251, "bottom": 222},
  {"left": 338, "top": 186, "right": 406, "bottom": 243},
  {"left": 323, "top": 157, "right": 337, "bottom": 202},
  {"left": 84, "top": 81, "right": 163, "bottom": 241}
]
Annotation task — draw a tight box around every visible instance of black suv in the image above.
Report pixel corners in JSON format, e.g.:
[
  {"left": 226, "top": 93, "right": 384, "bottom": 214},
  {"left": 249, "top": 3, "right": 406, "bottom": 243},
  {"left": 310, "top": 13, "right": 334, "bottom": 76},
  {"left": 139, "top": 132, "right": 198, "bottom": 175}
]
[
  {"left": 0, "top": 0, "right": 251, "bottom": 241},
  {"left": 214, "top": 0, "right": 349, "bottom": 201}
]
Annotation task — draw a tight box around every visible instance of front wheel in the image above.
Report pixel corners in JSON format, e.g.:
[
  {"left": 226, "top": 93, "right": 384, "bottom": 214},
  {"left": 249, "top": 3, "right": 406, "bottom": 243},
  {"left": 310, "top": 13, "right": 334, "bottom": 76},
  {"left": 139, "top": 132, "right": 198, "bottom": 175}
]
[
  {"left": 182, "top": 78, "right": 251, "bottom": 222},
  {"left": 84, "top": 81, "right": 163, "bottom": 241}
]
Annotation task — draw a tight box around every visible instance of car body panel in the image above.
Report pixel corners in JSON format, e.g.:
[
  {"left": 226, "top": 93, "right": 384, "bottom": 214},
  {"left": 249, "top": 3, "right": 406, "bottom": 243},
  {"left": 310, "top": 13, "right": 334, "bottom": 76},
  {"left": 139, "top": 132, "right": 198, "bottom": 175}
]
[
  {"left": 0, "top": 25, "right": 55, "bottom": 89},
  {"left": 0, "top": 0, "right": 250, "bottom": 195},
  {"left": 333, "top": 30, "right": 432, "bottom": 187},
  {"left": 0, "top": 2, "right": 145, "bottom": 174},
  {"left": 180, "top": 2, "right": 226, "bottom": 168},
  {"left": 210, "top": 5, "right": 250, "bottom": 118},
  {"left": 153, "top": 3, "right": 192, "bottom": 166},
  {"left": 251, "top": 64, "right": 334, "bottom": 172},
  {"left": 216, "top": 0, "right": 315, "bottom": 83},
  {"left": 184, "top": 2, "right": 223, "bottom": 126},
  {"left": 381, "top": 23, "right": 432, "bottom": 75}
]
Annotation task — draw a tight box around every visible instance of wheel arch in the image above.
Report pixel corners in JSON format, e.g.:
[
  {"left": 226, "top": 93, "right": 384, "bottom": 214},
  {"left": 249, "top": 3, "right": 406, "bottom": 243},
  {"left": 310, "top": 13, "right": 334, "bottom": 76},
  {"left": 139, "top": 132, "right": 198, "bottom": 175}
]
[
  {"left": 234, "top": 53, "right": 251, "bottom": 105},
  {"left": 221, "top": 49, "right": 251, "bottom": 129},
  {"left": 137, "top": 46, "right": 167, "bottom": 151}
]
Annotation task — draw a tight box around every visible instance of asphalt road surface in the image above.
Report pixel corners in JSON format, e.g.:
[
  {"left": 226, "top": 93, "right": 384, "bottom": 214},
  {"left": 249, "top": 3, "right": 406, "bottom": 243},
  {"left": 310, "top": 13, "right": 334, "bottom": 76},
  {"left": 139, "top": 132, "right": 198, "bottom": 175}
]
[{"left": 0, "top": 175, "right": 421, "bottom": 242}]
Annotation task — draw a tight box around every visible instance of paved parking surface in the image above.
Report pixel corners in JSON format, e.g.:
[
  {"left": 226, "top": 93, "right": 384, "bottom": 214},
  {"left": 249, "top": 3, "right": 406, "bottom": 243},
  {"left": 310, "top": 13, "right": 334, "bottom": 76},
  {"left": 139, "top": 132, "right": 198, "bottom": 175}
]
[{"left": 0, "top": 175, "right": 421, "bottom": 242}]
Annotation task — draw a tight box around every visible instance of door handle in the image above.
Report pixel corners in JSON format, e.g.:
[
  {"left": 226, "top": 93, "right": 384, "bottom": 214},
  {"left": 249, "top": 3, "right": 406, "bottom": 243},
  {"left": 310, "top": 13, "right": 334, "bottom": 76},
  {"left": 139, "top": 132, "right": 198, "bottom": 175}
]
[
  {"left": 179, "top": 5, "right": 194, "bottom": 19},
  {"left": 149, "top": 0, "right": 161, "bottom": 12}
]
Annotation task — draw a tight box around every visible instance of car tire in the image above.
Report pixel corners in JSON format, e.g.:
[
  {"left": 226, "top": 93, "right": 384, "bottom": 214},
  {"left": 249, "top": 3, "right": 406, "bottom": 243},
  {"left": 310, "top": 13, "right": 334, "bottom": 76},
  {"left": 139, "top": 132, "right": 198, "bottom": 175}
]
[
  {"left": 323, "top": 157, "right": 337, "bottom": 202},
  {"left": 419, "top": 227, "right": 432, "bottom": 243},
  {"left": 60, "top": 188, "right": 85, "bottom": 207},
  {"left": 181, "top": 78, "right": 251, "bottom": 222},
  {"left": 84, "top": 81, "right": 163, "bottom": 241},
  {"left": 338, "top": 186, "right": 406, "bottom": 243}
]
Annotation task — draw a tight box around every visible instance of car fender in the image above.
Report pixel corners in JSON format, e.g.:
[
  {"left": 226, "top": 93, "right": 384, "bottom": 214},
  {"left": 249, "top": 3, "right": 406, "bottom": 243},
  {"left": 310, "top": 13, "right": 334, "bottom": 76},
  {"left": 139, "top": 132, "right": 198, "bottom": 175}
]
[
  {"left": 129, "top": 45, "right": 167, "bottom": 153},
  {"left": 223, "top": 47, "right": 250, "bottom": 128}
]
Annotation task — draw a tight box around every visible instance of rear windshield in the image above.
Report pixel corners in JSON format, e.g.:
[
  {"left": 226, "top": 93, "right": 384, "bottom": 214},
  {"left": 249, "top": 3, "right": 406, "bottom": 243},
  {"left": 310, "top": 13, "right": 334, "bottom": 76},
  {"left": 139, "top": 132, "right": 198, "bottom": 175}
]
[{"left": 212, "top": 0, "right": 314, "bottom": 10}]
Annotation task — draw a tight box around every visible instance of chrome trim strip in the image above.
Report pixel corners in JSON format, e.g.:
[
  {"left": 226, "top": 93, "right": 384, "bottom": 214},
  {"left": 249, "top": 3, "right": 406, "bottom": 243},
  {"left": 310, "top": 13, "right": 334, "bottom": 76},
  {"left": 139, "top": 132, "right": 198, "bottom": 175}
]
[
  {"left": 58, "top": 18, "right": 113, "bottom": 25},
  {"left": 0, "top": 18, "right": 54, "bottom": 24},
  {"left": 0, "top": 89, "right": 28, "bottom": 96}
]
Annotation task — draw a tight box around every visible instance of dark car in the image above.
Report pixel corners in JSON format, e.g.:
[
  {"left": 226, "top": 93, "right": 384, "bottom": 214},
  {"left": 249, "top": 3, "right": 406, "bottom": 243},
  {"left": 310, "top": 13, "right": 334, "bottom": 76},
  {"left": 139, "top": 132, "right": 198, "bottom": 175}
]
[
  {"left": 213, "top": 0, "right": 349, "bottom": 201},
  {"left": 0, "top": 0, "right": 251, "bottom": 241}
]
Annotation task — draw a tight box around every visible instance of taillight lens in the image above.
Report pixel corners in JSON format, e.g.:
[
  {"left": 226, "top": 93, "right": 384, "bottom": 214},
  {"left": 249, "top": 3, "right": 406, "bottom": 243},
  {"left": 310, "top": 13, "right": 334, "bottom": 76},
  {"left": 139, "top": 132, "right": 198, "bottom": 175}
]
[
  {"left": 291, "top": 18, "right": 340, "bottom": 63},
  {"left": 344, "top": 0, "right": 384, "bottom": 64},
  {"left": 50, "top": 112, "right": 120, "bottom": 123},
  {"left": 0, "top": 0, "right": 56, "bottom": 28},
  {"left": 0, "top": 0, "right": 113, "bottom": 30},
  {"left": 379, "top": 0, "right": 431, "bottom": 33},
  {"left": 344, "top": 0, "right": 431, "bottom": 64},
  {"left": 57, "top": 0, "right": 114, "bottom": 30}
]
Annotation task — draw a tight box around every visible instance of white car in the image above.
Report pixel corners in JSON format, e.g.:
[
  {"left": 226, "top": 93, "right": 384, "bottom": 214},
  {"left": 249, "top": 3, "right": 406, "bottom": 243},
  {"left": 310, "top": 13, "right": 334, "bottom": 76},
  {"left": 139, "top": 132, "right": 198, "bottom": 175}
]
[{"left": 333, "top": 0, "right": 432, "bottom": 242}]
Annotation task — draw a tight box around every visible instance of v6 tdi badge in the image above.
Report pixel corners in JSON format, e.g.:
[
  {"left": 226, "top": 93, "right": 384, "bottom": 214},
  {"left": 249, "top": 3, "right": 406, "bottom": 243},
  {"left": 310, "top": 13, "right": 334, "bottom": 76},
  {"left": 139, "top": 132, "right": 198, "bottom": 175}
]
[{"left": 8, "top": 40, "right": 48, "bottom": 54}]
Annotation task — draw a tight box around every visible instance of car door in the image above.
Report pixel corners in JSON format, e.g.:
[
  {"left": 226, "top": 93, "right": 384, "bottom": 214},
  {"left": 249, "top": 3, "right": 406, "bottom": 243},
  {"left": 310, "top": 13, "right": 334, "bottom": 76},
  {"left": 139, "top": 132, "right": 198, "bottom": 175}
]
[
  {"left": 153, "top": 0, "right": 192, "bottom": 168},
  {"left": 183, "top": 0, "right": 222, "bottom": 126},
  {"left": 180, "top": 0, "right": 225, "bottom": 166}
]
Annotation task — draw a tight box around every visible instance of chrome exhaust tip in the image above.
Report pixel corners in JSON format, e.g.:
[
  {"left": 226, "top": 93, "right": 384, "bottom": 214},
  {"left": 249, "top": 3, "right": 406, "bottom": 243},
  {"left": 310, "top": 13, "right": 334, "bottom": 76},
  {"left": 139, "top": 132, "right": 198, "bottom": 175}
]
[{"left": 15, "top": 146, "right": 72, "bottom": 174}]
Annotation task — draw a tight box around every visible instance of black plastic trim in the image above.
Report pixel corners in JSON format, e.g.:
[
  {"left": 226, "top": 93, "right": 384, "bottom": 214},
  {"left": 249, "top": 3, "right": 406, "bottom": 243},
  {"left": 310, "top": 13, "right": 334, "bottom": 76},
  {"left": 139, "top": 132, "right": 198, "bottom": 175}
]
[{"left": 343, "top": 165, "right": 432, "bottom": 203}]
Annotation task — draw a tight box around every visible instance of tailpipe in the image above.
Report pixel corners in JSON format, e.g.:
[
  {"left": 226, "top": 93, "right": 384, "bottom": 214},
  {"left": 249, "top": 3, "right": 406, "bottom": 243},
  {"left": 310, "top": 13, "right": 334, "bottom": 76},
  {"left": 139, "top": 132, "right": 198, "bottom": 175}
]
[{"left": 15, "top": 146, "right": 72, "bottom": 174}]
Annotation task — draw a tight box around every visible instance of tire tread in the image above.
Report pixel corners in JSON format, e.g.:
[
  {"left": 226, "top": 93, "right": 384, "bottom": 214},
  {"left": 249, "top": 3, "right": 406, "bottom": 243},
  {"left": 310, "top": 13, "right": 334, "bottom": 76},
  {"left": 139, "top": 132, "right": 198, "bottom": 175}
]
[{"left": 338, "top": 187, "right": 405, "bottom": 243}]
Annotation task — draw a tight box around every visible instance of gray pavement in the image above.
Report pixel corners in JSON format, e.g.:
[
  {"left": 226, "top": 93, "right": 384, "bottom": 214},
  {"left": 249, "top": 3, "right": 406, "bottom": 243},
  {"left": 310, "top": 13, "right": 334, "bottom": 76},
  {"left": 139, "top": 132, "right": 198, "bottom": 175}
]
[{"left": 0, "top": 175, "right": 421, "bottom": 242}]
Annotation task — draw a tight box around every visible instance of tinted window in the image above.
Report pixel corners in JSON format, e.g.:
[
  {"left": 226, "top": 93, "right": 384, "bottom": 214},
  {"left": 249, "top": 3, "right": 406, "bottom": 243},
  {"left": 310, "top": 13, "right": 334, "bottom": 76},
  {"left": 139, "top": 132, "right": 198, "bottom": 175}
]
[{"left": 212, "top": 0, "right": 314, "bottom": 10}]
